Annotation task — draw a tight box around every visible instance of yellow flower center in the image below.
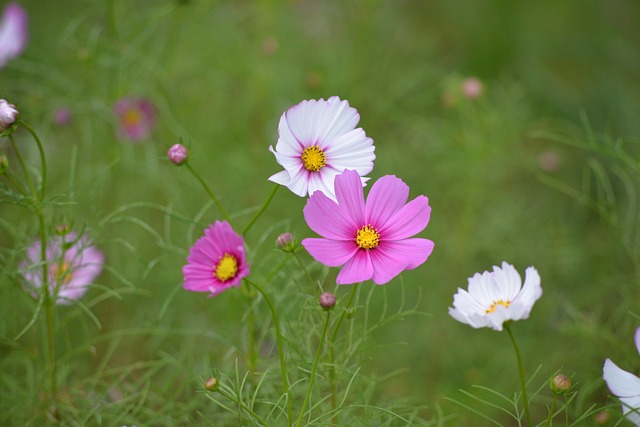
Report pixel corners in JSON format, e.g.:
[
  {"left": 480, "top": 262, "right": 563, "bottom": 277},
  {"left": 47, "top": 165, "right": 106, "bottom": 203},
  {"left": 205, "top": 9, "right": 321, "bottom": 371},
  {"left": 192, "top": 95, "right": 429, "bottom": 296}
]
[
  {"left": 214, "top": 253, "right": 238, "bottom": 281},
  {"left": 50, "top": 262, "right": 72, "bottom": 286},
  {"left": 486, "top": 300, "right": 511, "bottom": 314},
  {"left": 301, "top": 146, "right": 326, "bottom": 172},
  {"left": 356, "top": 225, "right": 380, "bottom": 250},
  {"left": 123, "top": 108, "right": 142, "bottom": 127}
]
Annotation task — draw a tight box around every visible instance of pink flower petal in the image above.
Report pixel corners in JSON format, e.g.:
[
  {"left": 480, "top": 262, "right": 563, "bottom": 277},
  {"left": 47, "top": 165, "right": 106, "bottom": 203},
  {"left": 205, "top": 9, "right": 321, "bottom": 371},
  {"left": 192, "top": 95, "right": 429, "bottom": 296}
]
[
  {"left": 379, "top": 195, "right": 431, "bottom": 240},
  {"left": 303, "top": 190, "right": 355, "bottom": 239},
  {"left": 334, "top": 169, "right": 365, "bottom": 226},
  {"left": 365, "top": 175, "right": 409, "bottom": 228},
  {"left": 370, "top": 238, "right": 434, "bottom": 284},
  {"left": 336, "top": 251, "right": 373, "bottom": 284},
  {"left": 302, "top": 238, "right": 358, "bottom": 267}
]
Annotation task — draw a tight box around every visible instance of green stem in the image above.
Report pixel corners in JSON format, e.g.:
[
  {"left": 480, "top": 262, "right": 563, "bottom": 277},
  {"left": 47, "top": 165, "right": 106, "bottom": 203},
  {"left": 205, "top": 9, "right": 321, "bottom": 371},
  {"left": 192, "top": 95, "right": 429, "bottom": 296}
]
[
  {"left": 293, "top": 251, "right": 314, "bottom": 286},
  {"left": 217, "top": 387, "right": 269, "bottom": 427},
  {"left": 296, "top": 310, "right": 331, "bottom": 427},
  {"left": 185, "top": 163, "right": 231, "bottom": 223},
  {"left": 245, "top": 278, "right": 292, "bottom": 426},
  {"left": 505, "top": 324, "right": 532, "bottom": 427},
  {"left": 19, "top": 121, "right": 47, "bottom": 201},
  {"left": 242, "top": 184, "right": 279, "bottom": 235},
  {"left": 9, "top": 134, "right": 37, "bottom": 199},
  {"left": 544, "top": 394, "right": 557, "bottom": 427}
]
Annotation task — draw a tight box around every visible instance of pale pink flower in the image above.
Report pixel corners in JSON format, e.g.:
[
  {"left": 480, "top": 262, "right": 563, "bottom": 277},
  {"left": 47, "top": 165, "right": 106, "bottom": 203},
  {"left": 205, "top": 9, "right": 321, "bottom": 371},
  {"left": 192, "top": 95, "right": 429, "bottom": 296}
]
[
  {"left": 462, "top": 77, "right": 483, "bottom": 99},
  {"left": 53, "top": 107, "right": 72, "bottom": 126},
  {"left": 114, "top": 97, "right": 156, "bottom": 141},
  {"left": 0, "top": 3, "right": 27, "bottom": 69},
  {"left": 268, "top": 96, "right": 375, "bottom": 201},
  {"left": 0, "top": 99, "right": 18, "bottom": 130},
  {"left": 21, "top": 232, "right": 105, "bottom": 305},
  {"left": 603, "top": 327, "right": 640, "bottom": 426},
  {"left": 448, "top": 262, "right": 542, "bottom": 331},
  {"left": 183, "top": 221, "right": 250, "bottom": 297},
  {"left": 302, "top": 169, "right": 434, "bottom": 285}
]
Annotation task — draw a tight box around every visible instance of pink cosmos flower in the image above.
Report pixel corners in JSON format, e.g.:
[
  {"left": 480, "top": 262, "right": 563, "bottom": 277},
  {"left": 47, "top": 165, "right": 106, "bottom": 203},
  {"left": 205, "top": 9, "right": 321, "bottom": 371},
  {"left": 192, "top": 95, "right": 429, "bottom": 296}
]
[
  {"left": 183, "top": 221, "right": 250, "bottom": 297},
  {"left": 0, "top": 3, "right": 28, "bottom": 69},
  {"left": 21, "top": 232, "right": 105, "bottom": 305},
  {"left": 114, "top": 97, "right": 156, "bottom": 141},
  {"left": 268, "top": 96, "right": 375, "bottom": 201},
  {"left": 302, "top": 169, "right": 434, "bottom": 285}
]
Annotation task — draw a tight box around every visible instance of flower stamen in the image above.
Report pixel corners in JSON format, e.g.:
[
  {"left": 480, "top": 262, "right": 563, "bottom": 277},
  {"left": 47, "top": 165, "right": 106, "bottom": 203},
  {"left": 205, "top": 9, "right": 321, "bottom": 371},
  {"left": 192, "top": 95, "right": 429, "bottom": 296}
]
[
  {"left": 50, "top": 262, "right": 73, "bottom": 286},
  {"left": 301, "top": 145, "right": 326, "bottom": 172},
  {"left": 486, "top": 299, "right": 511, "bottom": 314},
  {"left": 356, "top": 225, "right": 380, "bottom": 250},
  {"left": 214, "top": 253, "right": 238, "bottom": 281}
]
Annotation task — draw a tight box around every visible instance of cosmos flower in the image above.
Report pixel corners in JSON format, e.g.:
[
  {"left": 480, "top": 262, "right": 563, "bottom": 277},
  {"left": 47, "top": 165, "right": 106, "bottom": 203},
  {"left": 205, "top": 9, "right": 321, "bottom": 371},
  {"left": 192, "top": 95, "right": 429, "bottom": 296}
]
[
  {"left": 21, "top": 232, "right": 105, "bottom": 305},
  {"left": 302, "top": 169, "right": 433, "bottom": 285},
  {"left": 114, "top": 97, "right": 156, "bottom": 141},
  {"left": 268, "top": 96, "right": 375, "bottom": 201},
  {"left": 603, "top": 327, "right": 640, "bottom": 426},
  {"left": 448, "top": 261, "right": 542, "bottom": 331},
  {"left": 183, "top": 221, "right": 250, "bottom": 297},
  {"left": 0, "top": 3, "right": 28, "bottom": 69}
]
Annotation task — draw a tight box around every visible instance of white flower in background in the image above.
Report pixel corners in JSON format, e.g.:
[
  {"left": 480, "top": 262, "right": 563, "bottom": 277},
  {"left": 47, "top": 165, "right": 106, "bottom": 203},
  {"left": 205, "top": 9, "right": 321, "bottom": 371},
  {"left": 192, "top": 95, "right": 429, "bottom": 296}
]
[
  {"left": 268, "top": 96, "right": 375, "bottom": 201},
  {"left": 603, "top": 327, "right": 640, "bottom": 426},
  {"left": 448, "top": 261, "right": 542, "bottom": 331},
  {"left": 0, "top": 3, "right": 28, "bottom": 68}
]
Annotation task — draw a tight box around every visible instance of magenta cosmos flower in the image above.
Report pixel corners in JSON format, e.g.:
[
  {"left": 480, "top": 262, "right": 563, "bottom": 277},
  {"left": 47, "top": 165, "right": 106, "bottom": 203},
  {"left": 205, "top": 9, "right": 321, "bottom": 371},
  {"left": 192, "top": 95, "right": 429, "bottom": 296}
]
[
  {"left": 183, "top": 221, "right": 250, "bottom": 297},
  {"left": 21, "top": 232, "right": 105, "bottom": 305},
  {"left": 114, "top": 97, "right": 156, "bottom": 141},
  {"left": 268, "top": 96, "right": 375, "bottom": 201},
  {"left": 0, "top": 3, "right": 28, "bottom": 69},
  {"left": 302, "top": 169, "right": 434, "bottom": 285}
]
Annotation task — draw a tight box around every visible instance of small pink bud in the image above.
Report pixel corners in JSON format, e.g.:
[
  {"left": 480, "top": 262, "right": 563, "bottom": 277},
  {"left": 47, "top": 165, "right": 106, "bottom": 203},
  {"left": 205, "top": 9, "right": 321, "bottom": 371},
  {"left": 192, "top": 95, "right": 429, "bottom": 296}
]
[
  {"left": 54, "top": 107, "right": 72, "bottom": 126},
  {"left": 550, "top": 374, "right": 572, "bottom": 395},
  {"left": 167, "top": 143, "right": 188, "bottom": 165},
  {"left": 319, "top": 292, "right": 336, "bottom": 310},
  {"left": 0, "top": 99, "right": 18, "bottom": 130},
  {"left": 538, "top": 149, "right": 560, "bottom": 172},
  {"left": 594, "top": 410, "right": 609, "bottom": 424},
  {"left": 462, "top": 77, "right": 483, "bottom": 99},
  {"left": 276, "top": 232, "right": 296, "bottom": 251}
]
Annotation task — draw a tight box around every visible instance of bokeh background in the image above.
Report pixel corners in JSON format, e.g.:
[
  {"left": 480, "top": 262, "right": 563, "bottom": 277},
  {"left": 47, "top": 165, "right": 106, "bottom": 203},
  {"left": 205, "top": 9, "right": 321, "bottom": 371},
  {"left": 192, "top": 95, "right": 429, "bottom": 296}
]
[{"left": 2, "top": 0, "right": 640, "bottom": 425}]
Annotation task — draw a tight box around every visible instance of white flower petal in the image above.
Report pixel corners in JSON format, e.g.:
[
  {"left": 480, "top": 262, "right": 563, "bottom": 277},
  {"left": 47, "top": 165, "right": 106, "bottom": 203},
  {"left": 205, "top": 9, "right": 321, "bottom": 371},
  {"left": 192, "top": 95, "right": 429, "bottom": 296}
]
[
  {"left": 619, "top": 395, "right": 640, "bottom": 425},
  {"left": 604, "top": 359, "right": 640, "bottom": 398}
]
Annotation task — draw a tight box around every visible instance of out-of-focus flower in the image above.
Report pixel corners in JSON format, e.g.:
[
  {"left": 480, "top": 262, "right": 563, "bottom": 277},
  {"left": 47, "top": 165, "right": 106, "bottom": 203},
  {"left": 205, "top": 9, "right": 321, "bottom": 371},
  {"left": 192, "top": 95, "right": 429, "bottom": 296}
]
[
  {"left": 448, "top": 262, "right": 542, "bottom": 331},
  {"left": 594, "top": 410, "right": 610, "bottom": 425},
  {"left": 0, "top": 99, "right": 18, "bottom": 130},
  {"left": 114, "top": 97, "right": 156, "bottom": 141},
  {"left": 167, "top": 143, "right": 188, "bottom": 165},
  {"left": 53, "top": 107, "right": 72, "bottom": 126},
  {"left": 319, "top": 292, "right": 336, "bottom": 310},
  {"left": 538, "top": 149, "right": 561, "bottom": 172},
  {"left": 261, "top": 36, "right": 279, "bottom": 56},
  {"left": 183, "top": 221, "right": 250, "bottom": 297},
  {"left": 462, "top": 77, "right": 483, "bottom": 99},
  {"left": 20, "top": 232, "right": 105, "bottom": 305},
  {"left": 268, "top": 97, "right": 375, "bottom": 201},
  {"left": 603, "top": 327, "right": 640, "bottom": 426},
  {"left": 302, "top": 169, "right": 434, "bottom": 285},
  {"left": 0, "top": 3, "right": 28, "bottom": 69}
]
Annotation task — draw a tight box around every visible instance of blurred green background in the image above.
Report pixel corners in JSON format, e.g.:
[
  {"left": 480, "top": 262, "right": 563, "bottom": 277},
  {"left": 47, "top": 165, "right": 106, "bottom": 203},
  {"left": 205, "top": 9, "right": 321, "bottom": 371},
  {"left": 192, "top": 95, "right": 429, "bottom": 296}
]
[{"left": 2, "top": 0, "right": 640, "bottom": 425}]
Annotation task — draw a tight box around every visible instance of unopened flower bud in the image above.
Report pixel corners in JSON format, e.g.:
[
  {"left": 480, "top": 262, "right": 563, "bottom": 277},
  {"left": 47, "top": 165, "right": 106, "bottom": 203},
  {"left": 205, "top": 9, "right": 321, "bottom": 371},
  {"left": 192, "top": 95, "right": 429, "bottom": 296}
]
[
  {"left": 204, "top": 377, "right": 219, "bottom": 392},
  {"left": 0, "top": 99, "right": 18, "bottom": 131},
  {"left": 276, "top": 232, "right": 296, "bottom": 252},
  {"left": 550, "top": 374, "right": 572, "bottom": 395},
  {"left": 594, "top": 410, "right": 609, "bottom": 425},
  {"left": 462, "top": 77, "right": 483, "bottom": 99},
  {"left": 319, "top": 292, "right": 336, "bottom": 310},
  {"left": 0, "top": 153, "right": 8, "bottom": 175},
  {"left": 54, "top": 108, "right": 72, "bottom": 126},
  {"left": 167, "top": 143, "right": 188, "bottom": 165},
  {"left": 54, "top": 223, "right": 72, "bottom": 236}
]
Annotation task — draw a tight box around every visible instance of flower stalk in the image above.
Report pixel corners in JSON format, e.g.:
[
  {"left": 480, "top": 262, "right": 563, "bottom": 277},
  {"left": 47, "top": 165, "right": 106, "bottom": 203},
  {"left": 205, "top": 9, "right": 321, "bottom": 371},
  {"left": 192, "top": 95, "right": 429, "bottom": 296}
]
[
  {"left": 505, "top": 323, "right": 532, "bottom": 427},
  {"left": 242, "top": 184, "right": 279, "bottom": 235},
  {"left": 185, "top": 163, "right": 231, "bottom": 223}
]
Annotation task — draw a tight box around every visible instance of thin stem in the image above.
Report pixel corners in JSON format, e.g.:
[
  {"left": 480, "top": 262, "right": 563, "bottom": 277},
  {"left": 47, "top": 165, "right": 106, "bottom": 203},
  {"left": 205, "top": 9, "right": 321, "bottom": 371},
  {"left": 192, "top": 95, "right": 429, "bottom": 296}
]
[
  {"left": 216, "top": 387, "right": 269, "bottom": 427},
  {"left": 293, "top": 251, "right": 314, "bottom": 286},
  {"left": 9, "top": 134, "right": 37, "bottom": 198},
  {"left": 296, "top": 310, "right": 331, "bottom": 427},
  {"left": 242, "top": 184, "right": 279, "bottom": 235},
  {"left": 245, "top": 278, "right": 292, "bottom": 426},
  {"left": 19, "top": 120, "right": 47, "bottom": 200},
  {"left": 544, "top": 394, "right": 557, "bottom": 427},
  {"left": 505, "top": 324, "right": 532, "bottom": 427},
  {"left": 185, "top": 163, "right": 231, "bottom": 223}
]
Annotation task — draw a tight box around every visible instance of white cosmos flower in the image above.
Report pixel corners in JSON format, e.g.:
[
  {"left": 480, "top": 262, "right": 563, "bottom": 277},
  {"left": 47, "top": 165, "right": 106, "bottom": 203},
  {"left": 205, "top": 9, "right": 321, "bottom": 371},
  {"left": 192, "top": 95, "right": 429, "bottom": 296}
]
[
  {"left": 448, "top": 261, "right": 542, "bottom": 331},
  {"left": 603, "top": 327, "right": 640, "bottom": 426},
  {"left": 268, "top": 96, "right": 375, "bottom": 201}
]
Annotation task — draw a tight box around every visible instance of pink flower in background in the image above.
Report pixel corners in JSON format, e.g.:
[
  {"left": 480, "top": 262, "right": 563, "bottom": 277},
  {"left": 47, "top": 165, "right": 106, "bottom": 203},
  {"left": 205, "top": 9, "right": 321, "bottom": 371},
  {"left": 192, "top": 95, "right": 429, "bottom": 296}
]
[
  {"left": 448, "top": 262, "right": 542, "bottom": 331},
  {"left": 462, "top": 77, "right": 483, "bottom": 99},
  {"left": 53, "top": 107, "right": 72, "bottom": 126},
  {"left": 0, "top": 2, "right": 28, "bottom": 68},
  {"left": 114, "top": 97, "right": 156, "bottom": 141},
  {"left": 183, "top": 221, "right": 250, "bottom": 297},
  {"left": 603, "top": 327, "right": 640, "bottom": 426},
  {"left": 302, "top": 169, "right": 433, "bottom": 285},
  {"left": 21, "top": 233, "right": 105, "bottom": 305},
  {"left": 268, "top": 96, "right": 375, "bottom": 201}
]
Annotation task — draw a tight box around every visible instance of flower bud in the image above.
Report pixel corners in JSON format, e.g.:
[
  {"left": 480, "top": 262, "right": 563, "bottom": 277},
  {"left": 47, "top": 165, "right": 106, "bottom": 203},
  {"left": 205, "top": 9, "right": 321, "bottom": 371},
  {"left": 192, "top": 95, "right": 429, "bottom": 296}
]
[
  {"left": 0, "top": 153, "right": 8, "bottom": 174},
  {"left": 54, "top": 223, "right": 72, "bottom": 236},
  {"left": 0, "top": 99, "right": 18, "bottom": 131},
  {"left": 204, "top": 377, "right": 219, "bottom": 392},
  {"left": 462, "top": 77, "right": 483, "bottom": 99},
  {"left": 319, "top": 292, "right": 336, "bottom": 310},
  {"left": 167, "top": 143, "right": 188, "bottom": 165},
  {"left": 594, "top": 410, "right": 609, "bottom": 425},
  {"left": 276, "top": 232, "right": 296, "bottom": 252},
  {"left": 549, "top": 374, "right": 572, "bottom": 395},
  {"left": 54, "top": 108, "right": 72, "bottom": 126}
]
